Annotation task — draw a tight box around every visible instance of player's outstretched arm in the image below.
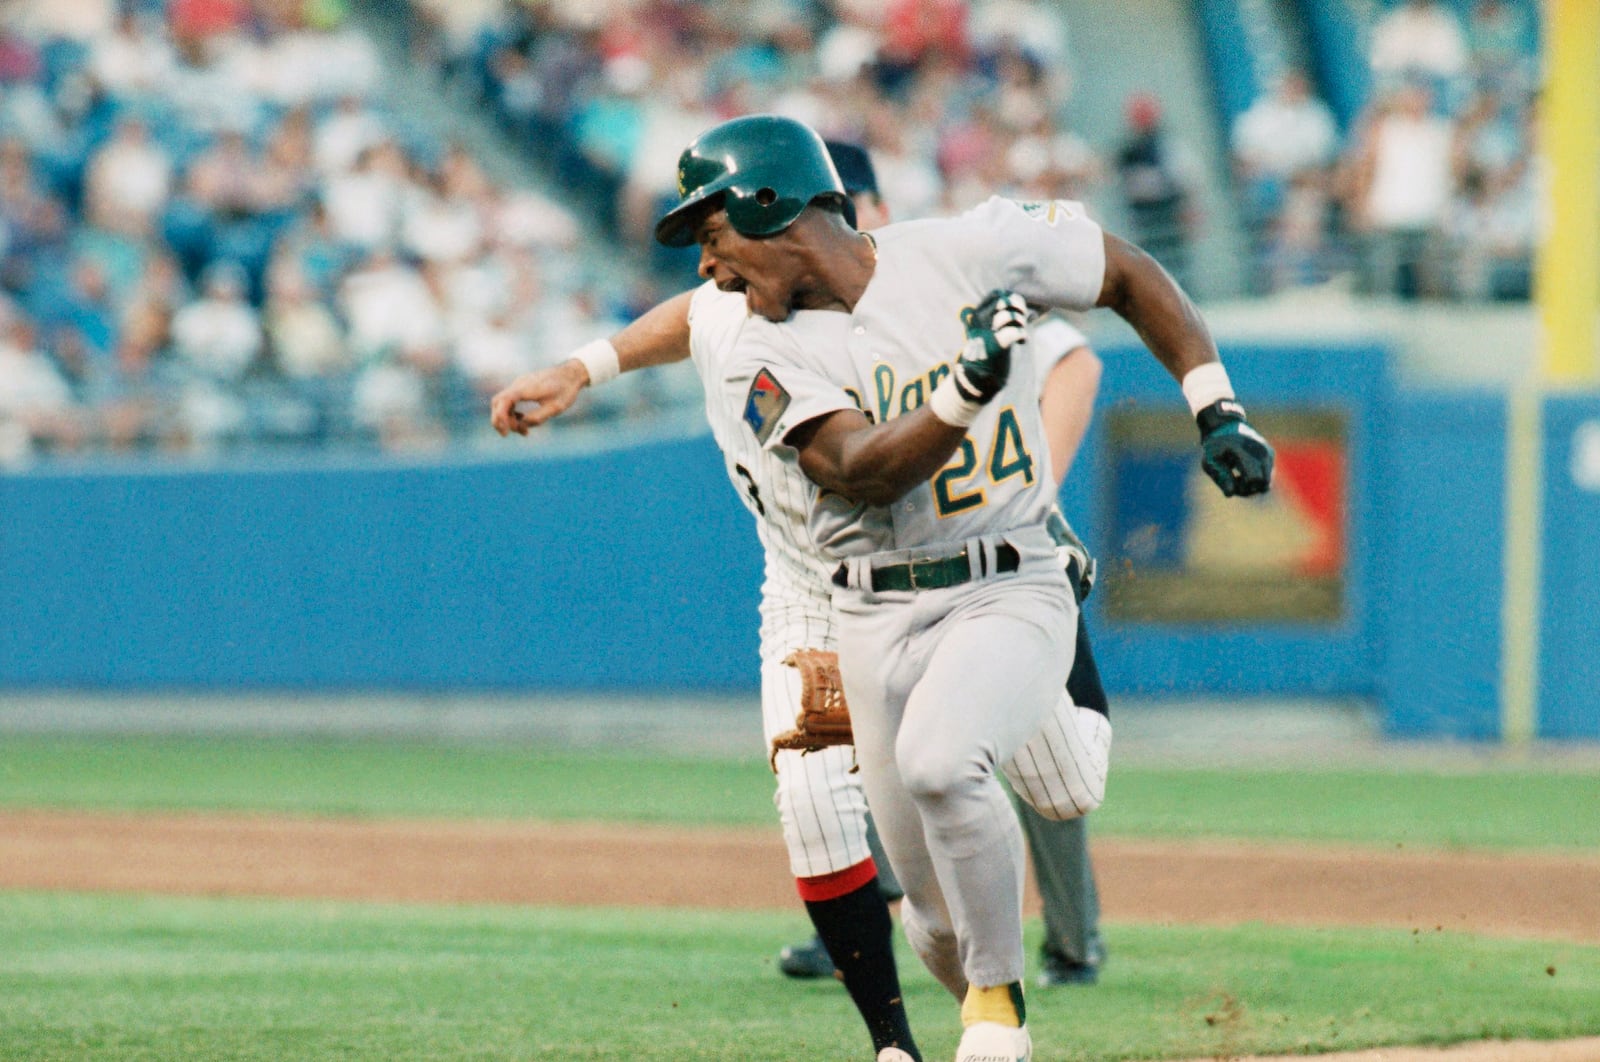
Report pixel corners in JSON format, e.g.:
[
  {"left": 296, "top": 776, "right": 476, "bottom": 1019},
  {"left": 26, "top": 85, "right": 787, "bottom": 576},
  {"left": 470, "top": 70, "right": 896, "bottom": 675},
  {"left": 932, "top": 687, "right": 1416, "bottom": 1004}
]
[
  {"left": 1095, "top": 232, "right": 1215, "bottom": 382},
  {"left": 1095, "top": 234, "right": 1273, "bottom": 497},
  {"left": 489, "top": 291, "right": 696, "bottom": 436}
]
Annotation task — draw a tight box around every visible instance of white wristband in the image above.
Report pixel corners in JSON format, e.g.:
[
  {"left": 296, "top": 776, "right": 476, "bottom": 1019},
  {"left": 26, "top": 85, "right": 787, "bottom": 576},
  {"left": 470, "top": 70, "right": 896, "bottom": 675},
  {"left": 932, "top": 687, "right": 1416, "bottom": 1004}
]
[
  {"left": 574, "top": 338, "right": 621, "bottom": 387},
  {"left": 1180, "top": 362, "right": 1235, "bottom": 416},
  {"left": 929, "top": 374, "right": 983, "bottom": 427}
]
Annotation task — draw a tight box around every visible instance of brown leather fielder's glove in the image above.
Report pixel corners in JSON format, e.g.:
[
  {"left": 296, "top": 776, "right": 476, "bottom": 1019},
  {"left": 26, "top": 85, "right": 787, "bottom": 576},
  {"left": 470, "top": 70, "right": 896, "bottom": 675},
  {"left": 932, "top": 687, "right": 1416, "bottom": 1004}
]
[{"left": 769, "top": 649, "right": 854, "bottom": 771}]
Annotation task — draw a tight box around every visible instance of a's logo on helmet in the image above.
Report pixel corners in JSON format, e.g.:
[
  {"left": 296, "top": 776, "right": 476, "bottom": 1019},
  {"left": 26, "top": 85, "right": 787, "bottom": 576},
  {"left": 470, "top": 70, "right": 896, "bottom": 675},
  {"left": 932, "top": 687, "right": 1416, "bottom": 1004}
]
[{"left": 678, "top": 169, "right": 688, "bottom": 197}]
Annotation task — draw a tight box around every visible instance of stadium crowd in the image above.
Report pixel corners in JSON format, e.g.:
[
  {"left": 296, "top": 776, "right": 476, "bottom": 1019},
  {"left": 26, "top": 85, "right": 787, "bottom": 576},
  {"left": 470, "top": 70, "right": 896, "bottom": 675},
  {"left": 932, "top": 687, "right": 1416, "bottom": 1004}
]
[
  {"left": 0, "top": 0, "right": 1543, "bottom": 463},
  {"left": 1231, "top": 0, "right": 1540, "bottom": 299},
  {"left": 0, "top": 0, "right": 650, "bottom": 465},
  {"left": 424, "top": 0, "right": 1538, "bottom": 301}
]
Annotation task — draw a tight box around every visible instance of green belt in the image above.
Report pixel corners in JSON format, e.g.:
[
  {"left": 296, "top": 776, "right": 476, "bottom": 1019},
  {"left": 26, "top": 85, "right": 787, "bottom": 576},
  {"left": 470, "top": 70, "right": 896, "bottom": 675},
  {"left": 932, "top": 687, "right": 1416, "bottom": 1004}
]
[{"left": 836, "top": 543, "right": 1021, "bottom": 592}]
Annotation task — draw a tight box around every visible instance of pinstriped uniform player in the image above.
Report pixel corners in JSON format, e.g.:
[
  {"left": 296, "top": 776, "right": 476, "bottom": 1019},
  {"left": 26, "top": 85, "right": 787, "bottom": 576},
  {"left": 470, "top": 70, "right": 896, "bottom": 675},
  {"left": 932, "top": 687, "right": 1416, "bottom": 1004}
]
[{"left": 652, "top": 115, "right": 1273, "bottom": 1062}]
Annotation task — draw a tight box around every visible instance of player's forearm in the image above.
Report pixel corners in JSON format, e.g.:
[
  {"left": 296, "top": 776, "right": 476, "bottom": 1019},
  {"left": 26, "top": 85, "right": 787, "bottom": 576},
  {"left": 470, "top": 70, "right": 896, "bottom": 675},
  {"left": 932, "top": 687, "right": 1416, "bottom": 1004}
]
[
  {"left": 794, "top": 408, "right": 968, "bottom": 507},
  {"left": 1038, "top": 346, "right": 1101, "bottom": 489},
  {"left": 609, "top": 290, "right": 694, "bottom": 372},
  {"left": 1095, "top": 232, "right": 1218, "bottom": 383}
]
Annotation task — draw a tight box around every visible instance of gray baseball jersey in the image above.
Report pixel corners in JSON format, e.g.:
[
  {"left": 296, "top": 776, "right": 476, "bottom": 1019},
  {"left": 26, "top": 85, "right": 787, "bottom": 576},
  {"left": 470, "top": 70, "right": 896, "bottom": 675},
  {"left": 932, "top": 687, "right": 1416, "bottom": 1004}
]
[
  {"left": 725, "top": 196, "right": 1105, "bottom": 558},
  {"left": 720, "top": 197, "right": 1113, "bottom": 996}
]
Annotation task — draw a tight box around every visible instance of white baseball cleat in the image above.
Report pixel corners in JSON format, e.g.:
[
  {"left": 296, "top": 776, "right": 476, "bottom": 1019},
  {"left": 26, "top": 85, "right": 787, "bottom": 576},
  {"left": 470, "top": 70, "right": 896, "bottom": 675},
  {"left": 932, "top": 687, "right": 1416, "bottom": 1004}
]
[
  {"left": 954, "top": 1021, "right": 1031, "bottom": 1062},
  {"left": 877, "top": 1048, "right": 917, "bottom": 1062}
]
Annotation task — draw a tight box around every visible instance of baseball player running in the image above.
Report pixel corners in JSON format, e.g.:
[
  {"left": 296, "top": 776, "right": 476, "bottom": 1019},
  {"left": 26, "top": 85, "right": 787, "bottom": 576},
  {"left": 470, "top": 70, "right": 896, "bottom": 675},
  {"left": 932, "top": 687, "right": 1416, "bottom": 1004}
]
[
  {"left": 496, "top": 140, "right": 1113, "bottom": 1004},
  {"left": 491, "top": 136, "right": 1120, "bottom": 1062},
  {"left": 650, "top": 115, "right": 1271, "bottom": 1062}
]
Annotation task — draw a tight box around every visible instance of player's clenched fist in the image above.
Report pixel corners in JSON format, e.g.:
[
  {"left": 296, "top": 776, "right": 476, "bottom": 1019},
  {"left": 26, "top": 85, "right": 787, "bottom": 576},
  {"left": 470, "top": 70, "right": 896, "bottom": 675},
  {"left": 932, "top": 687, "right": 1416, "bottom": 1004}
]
[
  {"left": 1195, "top": 398, "right": 1274, "bottom": 497},
  {"left": 489, "top": 360, "right": 590, "bottom": 436},
  {"left": 954, "top": 289, "right": 1028, "bottom": 403}
]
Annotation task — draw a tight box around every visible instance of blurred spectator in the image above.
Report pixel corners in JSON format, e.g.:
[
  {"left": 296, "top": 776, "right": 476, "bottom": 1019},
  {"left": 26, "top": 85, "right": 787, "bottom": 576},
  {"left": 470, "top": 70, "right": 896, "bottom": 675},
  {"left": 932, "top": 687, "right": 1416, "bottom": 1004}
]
[
  {"left": 454, "top": 308, "right": 532, "bottom": 396},
  {"left": 1344, "top": 83, "right": 1455, "bottom": 298},
  {"left": 7, "top": 0, "right": 116, "bottom": 43},
  {"left": 84, "top": 116, "right": 173, "bottom": 237},
  {"left": 323, "top": 141, "right": 412, "bottom": 250},
  {"left": 620, "top": 64, "right": 719, "bottom": 248},
  {"left": 1231, "top": 70, "right": 1338, "bottom": 292},
  {"left": 171, "top": 259, "right": 261, "bottom": 379},
  {"left": 0, "top": 309, "right": 79, "bottom": 461},
  {"left": 88, "top": 11, "right": 178, "bottom": 97},
  {"left": 339, "top": 245, "right": 442, "bottom": 356},
  {"left": 186, "top": 128, "right": 264, "bottom": 219},
  {"left": 265, "top": 264, "right": 348, "bottom": 380},
  {"left": 0, "top": 138, "right": 71, "bottom": 290},
  {"left": 1004, "top": 114, "right": 1101, "bottom": 203},
  {"left": 1369, "top": 0, "right": 1469, "bottom": 86},
  {"left": 1113, "top": 92, "right": 1200, "bottom": 291},
  {"left": 314, "top": 94, "right": 387, "bottom": 176},
  {"left": 1466, "top": 0, "right": 1533, "bottom": 84},
  {"left": 351, "top": 353, "right": 447, "bottom": 451},
  {"left": 1231, "top": 71, "right": 1337, "bottom": 193}
]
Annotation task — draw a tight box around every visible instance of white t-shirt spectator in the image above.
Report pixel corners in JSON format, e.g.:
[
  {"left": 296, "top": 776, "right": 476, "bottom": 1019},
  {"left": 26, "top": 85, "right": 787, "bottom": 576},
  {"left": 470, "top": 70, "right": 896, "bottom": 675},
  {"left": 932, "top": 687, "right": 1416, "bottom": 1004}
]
[
  {"left": 402, "top": 190, "right": 483, "bottom": 264},
  {"left": 315, "top": 101, "right": 387, "bottom": 175},
  {"left": 0, "top": 344, "right": 73, "bottom": 418},
  {"left": 339, "top": 258, "right": 443, "bottom": 355},
  {"left": 454, "top": 318, "right": 532, "bottom": 390},
  {"left": 1370, "top": 2, "right": 1469, "bottom": 81},
  {"left": 171, "top": 292, "right": 263, "bottom": 380},
  {"left": 1365, "top": 111, "right": 1455, "bottom": 230},
  {"left": 85, "top": 130, "right": 172, "bottom": 235},
  {"left": 1232, "top": 87, "right": 1337, "bottom": 179},
  {"left": 89, "top": 18, "right": 178, "bottom": 95},
  {"left": 322, "top": 168, "right": 405, "bottom": 249}
]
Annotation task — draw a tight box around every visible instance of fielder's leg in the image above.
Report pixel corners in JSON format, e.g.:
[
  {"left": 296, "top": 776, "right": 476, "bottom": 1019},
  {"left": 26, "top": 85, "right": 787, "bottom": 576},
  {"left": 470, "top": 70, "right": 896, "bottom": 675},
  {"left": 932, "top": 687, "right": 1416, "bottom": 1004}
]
[
  {"left": 764, "top": 658, "right": 921, "bottom": 1060},
  {"left": 1027, "top": 607, "right": 1110, "bottom": 986},
  {"left": 1003, "top": 553, "right": 1112, "bottom": 821},
  {"left": 1019, "top": 809, "right": 1104, "bottom": 985}
]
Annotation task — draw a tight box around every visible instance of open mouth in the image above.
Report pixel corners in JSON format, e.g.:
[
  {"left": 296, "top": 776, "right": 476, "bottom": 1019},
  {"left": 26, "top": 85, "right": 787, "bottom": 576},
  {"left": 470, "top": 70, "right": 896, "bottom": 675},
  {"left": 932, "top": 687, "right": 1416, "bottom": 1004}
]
[{"left": 717, "top": 274, "right": 748, "bottom": 295}]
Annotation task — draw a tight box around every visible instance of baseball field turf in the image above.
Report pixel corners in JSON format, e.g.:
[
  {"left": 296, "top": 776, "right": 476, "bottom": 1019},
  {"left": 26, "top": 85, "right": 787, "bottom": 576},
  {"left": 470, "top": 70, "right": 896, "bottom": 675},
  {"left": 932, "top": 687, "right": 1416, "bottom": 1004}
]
[{"left": 1, "top": 737, "right": 1597, "bottom": 1061}]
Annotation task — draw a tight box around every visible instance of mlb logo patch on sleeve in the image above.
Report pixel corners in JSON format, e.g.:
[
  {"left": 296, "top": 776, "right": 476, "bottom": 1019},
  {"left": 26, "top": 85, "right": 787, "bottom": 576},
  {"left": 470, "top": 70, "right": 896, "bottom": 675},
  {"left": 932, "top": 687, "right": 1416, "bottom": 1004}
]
[{"left": 744, "top": 368, "right": 791, "bottom": 443}]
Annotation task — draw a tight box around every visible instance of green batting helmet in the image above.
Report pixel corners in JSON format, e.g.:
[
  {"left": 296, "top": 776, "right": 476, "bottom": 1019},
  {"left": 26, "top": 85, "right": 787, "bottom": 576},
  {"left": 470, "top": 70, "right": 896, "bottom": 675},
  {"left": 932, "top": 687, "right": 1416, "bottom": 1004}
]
[{"left": 653, "top": 114, "right": 856, "bottom": 248}]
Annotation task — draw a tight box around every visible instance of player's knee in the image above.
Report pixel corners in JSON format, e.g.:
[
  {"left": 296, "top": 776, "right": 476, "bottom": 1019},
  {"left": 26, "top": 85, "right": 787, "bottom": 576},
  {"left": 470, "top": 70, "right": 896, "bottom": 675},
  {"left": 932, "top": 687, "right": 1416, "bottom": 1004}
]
[
  {"left": 1027, "top": 786, "right": 1103, "bottom": 821},
  {"left": 895, "top": 737, "right": 987, "bottom": 811}
]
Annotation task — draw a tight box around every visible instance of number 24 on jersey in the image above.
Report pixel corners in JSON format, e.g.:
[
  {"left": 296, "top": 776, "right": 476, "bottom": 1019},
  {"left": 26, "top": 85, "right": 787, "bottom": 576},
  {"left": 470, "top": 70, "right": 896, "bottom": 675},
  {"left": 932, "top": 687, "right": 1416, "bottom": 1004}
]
[{"left": 934, "top": 406, "right": 1035, "bottom": 517}]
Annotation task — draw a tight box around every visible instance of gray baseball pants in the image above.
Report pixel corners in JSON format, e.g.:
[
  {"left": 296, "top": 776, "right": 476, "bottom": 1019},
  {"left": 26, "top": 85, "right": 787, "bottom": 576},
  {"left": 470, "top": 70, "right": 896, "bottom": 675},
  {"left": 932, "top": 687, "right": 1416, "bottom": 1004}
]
[{"left": 832, "top": 527, "right": 1075, "bottom": 991}]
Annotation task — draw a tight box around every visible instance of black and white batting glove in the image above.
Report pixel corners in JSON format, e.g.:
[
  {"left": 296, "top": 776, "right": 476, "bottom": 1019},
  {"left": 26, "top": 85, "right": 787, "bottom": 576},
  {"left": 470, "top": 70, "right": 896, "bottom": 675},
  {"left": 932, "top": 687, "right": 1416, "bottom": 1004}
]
[
  {"left": 955, "top": 290, "right": 1028, "bottom": 403},
  {"left": 1197, "top": 399, "right": 1274, "bottom": 497}
]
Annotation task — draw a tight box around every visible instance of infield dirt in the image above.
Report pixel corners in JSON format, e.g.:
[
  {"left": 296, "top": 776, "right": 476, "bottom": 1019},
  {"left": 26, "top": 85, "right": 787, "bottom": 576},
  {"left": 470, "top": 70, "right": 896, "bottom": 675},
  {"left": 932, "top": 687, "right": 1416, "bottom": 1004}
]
[{"left": 4, "top": 809, "right": 1597, "bottom": 1062}]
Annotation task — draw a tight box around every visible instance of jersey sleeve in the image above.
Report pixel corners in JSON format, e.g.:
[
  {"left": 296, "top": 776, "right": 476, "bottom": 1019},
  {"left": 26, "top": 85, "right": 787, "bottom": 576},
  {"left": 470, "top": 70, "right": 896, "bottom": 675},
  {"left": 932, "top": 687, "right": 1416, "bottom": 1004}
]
[
  {"left": 966, "top": 196, "right": 1107, "bottom": 312},
  {"left": 1029, "top": 313, "right": 1091, "bottom": 391},
  {"left": 686, "top": 281, "right": 747, "bottom": 370},
  {"left": 723, "top": 328, "right": 859, "bottom": 453}
]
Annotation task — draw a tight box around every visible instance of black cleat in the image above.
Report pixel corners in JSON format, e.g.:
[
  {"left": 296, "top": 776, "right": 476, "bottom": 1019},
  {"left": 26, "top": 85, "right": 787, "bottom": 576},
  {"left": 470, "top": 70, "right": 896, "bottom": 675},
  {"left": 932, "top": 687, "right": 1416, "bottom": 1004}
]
[
  {"left": 777, "top": 934, "right": 835, "bottom": 980},
  {"left": 1036, "top": 947, "right": 1102, "bottom": 988}
]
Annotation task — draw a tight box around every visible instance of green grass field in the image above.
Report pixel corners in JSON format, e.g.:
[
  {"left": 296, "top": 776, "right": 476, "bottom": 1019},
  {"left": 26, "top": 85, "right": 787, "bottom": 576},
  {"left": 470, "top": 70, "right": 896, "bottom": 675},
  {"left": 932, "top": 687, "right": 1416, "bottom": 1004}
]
[
  {"left": 3, "top": 736, "right": 1598, "bottom": 1060},
  {"left": 3, "top": 737, "right": 1598, "bottom": 850}
]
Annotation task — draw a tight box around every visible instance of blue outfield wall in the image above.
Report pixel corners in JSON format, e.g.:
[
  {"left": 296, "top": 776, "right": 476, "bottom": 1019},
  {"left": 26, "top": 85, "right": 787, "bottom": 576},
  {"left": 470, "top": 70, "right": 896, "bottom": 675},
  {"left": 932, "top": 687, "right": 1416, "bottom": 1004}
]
[
  {"left": 1, "top": 344, "right": 1596, "bottom": 738},
  {"left": 1540, "top": 397, "right": 1600, "bottom": 740},
  {"left": 0, "top": 439, "right": 763, "bottom": 691},
  {"left": 1379, "top": 393, "right": 1506, "bottom": 739}
]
